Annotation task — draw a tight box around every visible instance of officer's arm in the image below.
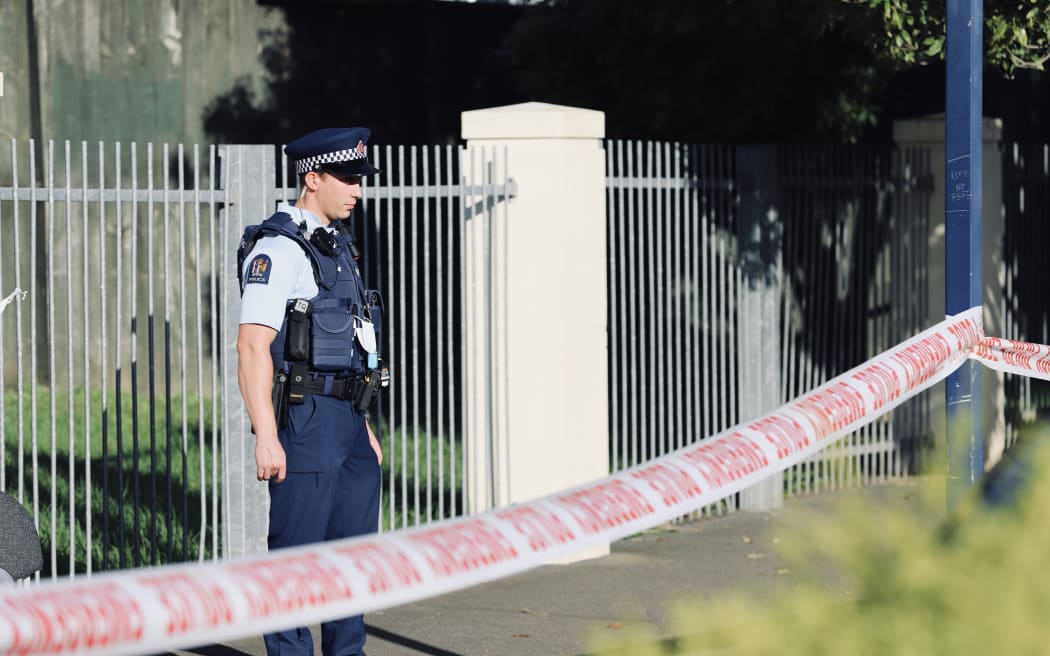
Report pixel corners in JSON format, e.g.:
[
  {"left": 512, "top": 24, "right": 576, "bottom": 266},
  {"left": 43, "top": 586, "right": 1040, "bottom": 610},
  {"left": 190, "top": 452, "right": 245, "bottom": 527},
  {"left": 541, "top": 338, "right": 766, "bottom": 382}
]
[{"left": 237, "top": 323, "right": 287, "bottom": 482}]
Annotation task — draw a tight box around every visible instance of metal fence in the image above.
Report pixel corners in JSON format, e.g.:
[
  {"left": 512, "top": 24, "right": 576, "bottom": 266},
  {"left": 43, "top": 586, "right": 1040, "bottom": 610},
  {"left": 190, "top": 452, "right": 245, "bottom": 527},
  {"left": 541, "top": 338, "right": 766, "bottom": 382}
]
[
  {"left": 777, "top": 145, "right": 933, "bottom": 490},
  {"left": 0, "top": 138, "right": 514, "bottom": 576},
  {"left": 1002, "top": 142, "right": 1050, "bottom": 445},
  {"left": 605, "top": 142, "right": 935, "bottom": 512},
  {"left": 0, "top": 140, "right": 225, "bottom": 577},
  {"left": 16, "top": 136, "right": 1048, "bottom": 580}
]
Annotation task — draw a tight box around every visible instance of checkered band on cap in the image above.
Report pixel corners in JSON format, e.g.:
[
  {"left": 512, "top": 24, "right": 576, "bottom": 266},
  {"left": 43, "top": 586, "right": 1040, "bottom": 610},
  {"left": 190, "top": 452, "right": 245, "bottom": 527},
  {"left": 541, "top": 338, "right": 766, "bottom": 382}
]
[{"left": 295, "top": 141, "right": 368, "bottom": 174}]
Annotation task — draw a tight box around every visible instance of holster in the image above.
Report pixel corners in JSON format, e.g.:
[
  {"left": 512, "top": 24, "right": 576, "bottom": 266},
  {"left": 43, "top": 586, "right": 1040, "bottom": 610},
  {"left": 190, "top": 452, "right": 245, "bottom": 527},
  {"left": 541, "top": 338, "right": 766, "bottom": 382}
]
[
  {"left": 272, "top": 369, "right": 290, "bottom": 429},
  {"left": 351, "top": 369, "right": 383, "bottom": 413}
]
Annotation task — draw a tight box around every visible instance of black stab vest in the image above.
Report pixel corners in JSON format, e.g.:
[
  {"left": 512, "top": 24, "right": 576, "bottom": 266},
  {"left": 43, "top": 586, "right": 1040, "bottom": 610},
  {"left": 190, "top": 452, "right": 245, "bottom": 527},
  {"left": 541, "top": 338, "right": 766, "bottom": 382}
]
[{"left": 238, "top": 211, "right": 382, "bottom": 377}]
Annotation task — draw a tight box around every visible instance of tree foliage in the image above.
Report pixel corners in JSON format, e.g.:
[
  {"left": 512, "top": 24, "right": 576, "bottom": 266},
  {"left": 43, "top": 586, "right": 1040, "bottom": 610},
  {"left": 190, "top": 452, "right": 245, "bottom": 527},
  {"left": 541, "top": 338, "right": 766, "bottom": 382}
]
[
  {"left": 500, "top": 0, "right": 1050, "bottom": 142},
  {"left": 501, "top": 0, "right": 892, "bottom": 142},
  {"left": 857, "top": 0, "right": 1050, "bottom": 75},
  {"left": 199, "top": 1, "right": 1050, "bottom": 145}
]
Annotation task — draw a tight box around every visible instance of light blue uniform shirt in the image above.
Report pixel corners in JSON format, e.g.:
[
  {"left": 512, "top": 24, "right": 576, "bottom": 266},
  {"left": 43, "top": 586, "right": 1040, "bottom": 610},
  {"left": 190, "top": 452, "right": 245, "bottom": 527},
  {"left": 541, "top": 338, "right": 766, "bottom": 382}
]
[{"left": 239, "top": 203, "right": 329, "bottom": 331}]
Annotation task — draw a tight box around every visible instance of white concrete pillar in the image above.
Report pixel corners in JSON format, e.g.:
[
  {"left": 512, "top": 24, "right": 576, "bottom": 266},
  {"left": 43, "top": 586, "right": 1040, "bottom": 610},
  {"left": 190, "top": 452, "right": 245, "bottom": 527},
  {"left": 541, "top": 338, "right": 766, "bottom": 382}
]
[
  {"left": 461, "top": 102, "right": 609, "bottom": 561},
  {"left": 893, "top": 114, "right": 1006, "bottom": 469}
]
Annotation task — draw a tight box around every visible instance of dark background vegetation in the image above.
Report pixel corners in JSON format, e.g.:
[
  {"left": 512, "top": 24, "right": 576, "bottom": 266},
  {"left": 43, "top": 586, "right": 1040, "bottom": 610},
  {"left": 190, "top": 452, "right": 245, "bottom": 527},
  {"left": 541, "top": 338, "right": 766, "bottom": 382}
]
[{"left": 205, "top": 0, "right": 1050, "bottom": 146}]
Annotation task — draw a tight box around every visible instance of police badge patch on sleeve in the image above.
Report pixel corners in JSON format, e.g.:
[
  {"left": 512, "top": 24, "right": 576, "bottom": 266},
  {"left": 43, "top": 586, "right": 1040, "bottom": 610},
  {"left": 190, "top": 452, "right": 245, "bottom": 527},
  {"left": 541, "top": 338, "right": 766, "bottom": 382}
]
[{"left": 246, "top": 254, "right": 272, "bottom": 285}]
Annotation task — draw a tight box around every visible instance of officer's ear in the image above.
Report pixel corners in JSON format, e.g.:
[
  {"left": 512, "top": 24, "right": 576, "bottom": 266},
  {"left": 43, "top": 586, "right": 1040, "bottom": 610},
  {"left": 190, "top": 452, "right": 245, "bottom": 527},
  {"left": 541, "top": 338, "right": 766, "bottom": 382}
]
[{"left": 302, "top": 170, "right": 323, "bottom": 192}]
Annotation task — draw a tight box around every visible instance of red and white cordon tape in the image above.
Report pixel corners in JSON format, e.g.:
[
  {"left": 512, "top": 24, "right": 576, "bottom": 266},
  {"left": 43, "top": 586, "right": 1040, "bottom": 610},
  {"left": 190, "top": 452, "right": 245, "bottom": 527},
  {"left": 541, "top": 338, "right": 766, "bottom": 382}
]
[
  {"left": 2, "top": 307, "right": 1048, "bottom": 656},
  {"left": 970, "top": 335, "right": 1050, "bottom": 381}
]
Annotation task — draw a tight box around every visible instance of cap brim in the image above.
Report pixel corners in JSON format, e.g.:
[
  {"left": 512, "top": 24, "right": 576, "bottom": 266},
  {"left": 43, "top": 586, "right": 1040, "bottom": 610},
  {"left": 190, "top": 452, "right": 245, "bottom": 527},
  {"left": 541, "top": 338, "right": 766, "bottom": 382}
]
[{"left": 321, "top": 160, "right": 381, "bottom": 177}]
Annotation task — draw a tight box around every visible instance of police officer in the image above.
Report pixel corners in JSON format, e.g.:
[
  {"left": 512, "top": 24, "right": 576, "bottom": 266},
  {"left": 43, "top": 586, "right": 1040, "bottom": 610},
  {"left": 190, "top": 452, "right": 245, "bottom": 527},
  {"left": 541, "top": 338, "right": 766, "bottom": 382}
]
[{"left": 237, "top": 127, "right": 385, "bottom": 656}]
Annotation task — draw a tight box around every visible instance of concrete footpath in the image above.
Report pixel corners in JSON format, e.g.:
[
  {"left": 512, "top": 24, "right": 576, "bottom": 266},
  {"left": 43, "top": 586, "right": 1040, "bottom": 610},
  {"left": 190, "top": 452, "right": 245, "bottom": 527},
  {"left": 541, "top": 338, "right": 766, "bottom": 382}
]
[{"left": 169, "top": 480, "right": 928, "bottom": 656}]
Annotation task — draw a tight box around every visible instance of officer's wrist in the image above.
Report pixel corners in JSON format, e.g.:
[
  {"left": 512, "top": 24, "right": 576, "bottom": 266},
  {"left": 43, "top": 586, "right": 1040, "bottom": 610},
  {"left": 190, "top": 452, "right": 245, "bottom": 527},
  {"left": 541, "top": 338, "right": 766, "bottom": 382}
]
[{"left": 254, "top": 430, "right": 281, "bottom": 445}]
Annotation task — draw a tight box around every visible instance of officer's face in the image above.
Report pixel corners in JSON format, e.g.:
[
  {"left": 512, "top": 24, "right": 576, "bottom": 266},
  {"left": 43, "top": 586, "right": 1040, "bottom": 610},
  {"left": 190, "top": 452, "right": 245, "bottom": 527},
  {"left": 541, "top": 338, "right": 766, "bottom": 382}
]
[{"left": 315, "top": 172, "right": 363, "bottom": 221}]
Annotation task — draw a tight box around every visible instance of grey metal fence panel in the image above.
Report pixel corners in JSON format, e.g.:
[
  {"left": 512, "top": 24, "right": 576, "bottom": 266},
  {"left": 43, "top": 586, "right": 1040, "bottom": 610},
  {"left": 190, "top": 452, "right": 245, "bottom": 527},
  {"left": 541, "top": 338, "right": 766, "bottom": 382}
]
[
  {"left": 0, "top": 137, "right": 515, "bottom": 575},
  {"left": 606, "top": 141, "right": 933, "bottom": 509},
  {"left": 0, "top": 139, "right": 224, "bottom": 578},
  {"left": 1002, "top": 143, "right": 1050, "bottom": 445},
  {"left": 776, "top": 146, "right": 933, "bottom": 492},
  {"left": 607, "top": 141, "right": 743, "bottom": 516}
]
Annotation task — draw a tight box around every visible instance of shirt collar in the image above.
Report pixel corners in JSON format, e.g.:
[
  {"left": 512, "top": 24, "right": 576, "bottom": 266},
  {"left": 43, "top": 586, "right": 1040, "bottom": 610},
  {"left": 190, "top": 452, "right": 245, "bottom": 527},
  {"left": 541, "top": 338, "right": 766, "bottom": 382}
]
[{"left": 278, "top": 202, "right": 328, "bottom": 233}]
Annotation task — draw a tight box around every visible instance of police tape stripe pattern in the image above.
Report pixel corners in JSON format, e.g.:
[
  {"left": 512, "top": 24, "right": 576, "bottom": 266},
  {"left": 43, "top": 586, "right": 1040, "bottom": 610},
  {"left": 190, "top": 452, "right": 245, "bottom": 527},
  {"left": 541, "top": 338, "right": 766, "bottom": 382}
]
[
  {"left": 4, "top": 306, "right": 1044, "bottom": 656},
  {"left": 971, "top": 336, "right": 1050, "bottom": 381}
]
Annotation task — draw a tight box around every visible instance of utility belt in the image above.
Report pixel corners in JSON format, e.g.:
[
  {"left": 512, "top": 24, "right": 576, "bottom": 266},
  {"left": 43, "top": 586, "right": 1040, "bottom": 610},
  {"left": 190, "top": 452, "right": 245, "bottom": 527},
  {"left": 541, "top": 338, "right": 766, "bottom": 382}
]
[{"left": 272, "top": 363, "right": 390, "bottom": 428}]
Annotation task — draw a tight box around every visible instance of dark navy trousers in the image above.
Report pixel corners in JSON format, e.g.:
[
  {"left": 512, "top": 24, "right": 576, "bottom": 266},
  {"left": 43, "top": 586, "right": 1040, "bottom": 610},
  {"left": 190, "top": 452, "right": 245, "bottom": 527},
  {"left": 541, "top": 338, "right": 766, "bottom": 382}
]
[{"left": 264, "top": 394, "right": 381, "bottom": 656}]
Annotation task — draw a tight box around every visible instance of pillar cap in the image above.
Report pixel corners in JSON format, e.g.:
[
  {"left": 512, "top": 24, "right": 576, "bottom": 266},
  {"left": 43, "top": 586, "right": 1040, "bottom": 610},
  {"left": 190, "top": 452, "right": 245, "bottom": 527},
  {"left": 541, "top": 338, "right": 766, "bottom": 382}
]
[{"left": 462, "top": 102, "right": 605, "bottom": 141}]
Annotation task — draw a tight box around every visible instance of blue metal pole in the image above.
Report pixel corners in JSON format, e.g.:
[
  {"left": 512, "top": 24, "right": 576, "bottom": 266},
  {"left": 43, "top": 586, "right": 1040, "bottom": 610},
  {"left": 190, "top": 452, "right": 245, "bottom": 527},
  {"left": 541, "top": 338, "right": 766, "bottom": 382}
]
[{"left": 945, "top": 0, "right": 984, "bottom": 510}]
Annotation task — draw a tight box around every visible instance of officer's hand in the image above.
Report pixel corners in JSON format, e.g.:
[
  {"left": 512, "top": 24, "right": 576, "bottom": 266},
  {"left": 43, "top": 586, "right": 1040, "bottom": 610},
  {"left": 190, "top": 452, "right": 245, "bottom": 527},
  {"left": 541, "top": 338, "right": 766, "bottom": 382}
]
[
  {"left": 255, "top": 435, "right": 287, "bottom": 483},
  {"left": 366, "top": 421, "right": 383, "bottom": 466}
]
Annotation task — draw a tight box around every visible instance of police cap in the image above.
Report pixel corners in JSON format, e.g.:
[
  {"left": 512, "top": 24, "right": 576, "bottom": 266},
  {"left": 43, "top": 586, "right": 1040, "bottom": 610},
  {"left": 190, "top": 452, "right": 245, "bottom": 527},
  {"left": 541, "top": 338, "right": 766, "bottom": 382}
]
[{"left": 285, "top": 127, "right": 381, "bottom": 177}]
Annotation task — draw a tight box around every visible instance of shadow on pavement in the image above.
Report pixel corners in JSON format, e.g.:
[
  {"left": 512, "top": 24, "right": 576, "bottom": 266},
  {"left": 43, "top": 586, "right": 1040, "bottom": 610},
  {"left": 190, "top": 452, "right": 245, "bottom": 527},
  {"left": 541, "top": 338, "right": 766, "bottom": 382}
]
[
  {"left": 159, "top": 645, "right": 254, "bottom": 656},
  {"left": 367, "top": 625, "right": 466, "bottom": 655}
]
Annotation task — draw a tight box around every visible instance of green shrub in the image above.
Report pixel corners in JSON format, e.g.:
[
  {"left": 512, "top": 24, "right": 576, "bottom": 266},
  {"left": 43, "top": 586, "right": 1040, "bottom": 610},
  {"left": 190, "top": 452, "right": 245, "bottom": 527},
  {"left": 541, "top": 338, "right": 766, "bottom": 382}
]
[{"left": 589, "top": 423, "right": 1050, "bottom": 656}]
